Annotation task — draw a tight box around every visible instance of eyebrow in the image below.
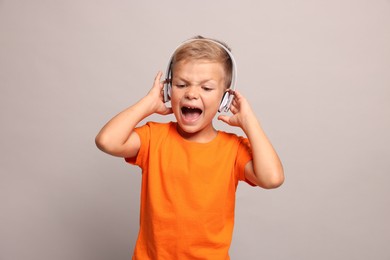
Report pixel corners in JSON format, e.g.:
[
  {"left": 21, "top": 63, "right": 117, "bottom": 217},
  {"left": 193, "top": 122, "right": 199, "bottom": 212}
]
[{"left": 173, "top": 77, "right": 216, "bottom": 85}]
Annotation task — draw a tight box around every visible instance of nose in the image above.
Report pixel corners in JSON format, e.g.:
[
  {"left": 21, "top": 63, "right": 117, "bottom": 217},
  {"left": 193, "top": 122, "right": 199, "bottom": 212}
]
[{"left": 185, "top": 86, "right": 199, "bottom": 100}]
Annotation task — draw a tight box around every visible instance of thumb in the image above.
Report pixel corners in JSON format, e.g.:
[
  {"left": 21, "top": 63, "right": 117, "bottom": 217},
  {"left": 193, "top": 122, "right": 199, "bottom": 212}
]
[
  {"left": 158, "top": 105, "right": 173, "bottom": 115},
  {"left": 164, "top": 107, "right": 173, "bottom": 115},
  {"left": 217, "top": 115, "right": 230, "bottom": 124}
]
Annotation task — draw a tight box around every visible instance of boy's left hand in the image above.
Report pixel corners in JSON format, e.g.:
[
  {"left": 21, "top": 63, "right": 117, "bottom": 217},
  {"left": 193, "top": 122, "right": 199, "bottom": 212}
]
[{"left": 217, "top": 90, "right": 254, "bottom": 128}]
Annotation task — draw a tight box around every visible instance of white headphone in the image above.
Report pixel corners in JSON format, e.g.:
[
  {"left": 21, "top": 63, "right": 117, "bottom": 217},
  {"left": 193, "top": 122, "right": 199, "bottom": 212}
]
[{"left": 163, "top": 38, "right": 237, "bottom": 113}]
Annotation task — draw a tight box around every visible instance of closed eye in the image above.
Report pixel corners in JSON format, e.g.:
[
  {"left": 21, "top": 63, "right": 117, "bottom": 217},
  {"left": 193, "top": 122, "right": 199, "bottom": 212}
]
[
  {"left": 175, "top": 84, "right": 186, "bottom": 88},
  {"left": 202, "top": 86, "right": 213, "bottom": 91}
]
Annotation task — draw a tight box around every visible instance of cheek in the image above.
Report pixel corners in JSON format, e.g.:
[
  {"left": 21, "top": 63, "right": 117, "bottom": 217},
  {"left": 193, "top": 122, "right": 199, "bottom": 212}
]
[
  {"left": 170, "top": 94, "right": 182, "bottom": 113},
  {"left": 169, "top": 90, "right": 179, "bottom": 103},
  {"left": 204, "top": 94, "right": 224, "bottom": 111},
  {"left": 214, "top": 91, "right": 225, "bottom": 104}
]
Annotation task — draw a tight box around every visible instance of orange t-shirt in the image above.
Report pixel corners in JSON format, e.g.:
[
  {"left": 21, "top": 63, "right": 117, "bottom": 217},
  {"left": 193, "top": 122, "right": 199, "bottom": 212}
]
[{"left": 126, "top": 122, "right": 253, "bottom": 260}]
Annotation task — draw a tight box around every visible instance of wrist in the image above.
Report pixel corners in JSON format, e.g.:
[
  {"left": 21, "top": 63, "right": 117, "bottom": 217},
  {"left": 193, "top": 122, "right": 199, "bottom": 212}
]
[
  {"left": 136, "top": 95, "right": 159, "bottom": 116},
  {"left": 239, "top": 110, "right": 258, "bottom": 130}
]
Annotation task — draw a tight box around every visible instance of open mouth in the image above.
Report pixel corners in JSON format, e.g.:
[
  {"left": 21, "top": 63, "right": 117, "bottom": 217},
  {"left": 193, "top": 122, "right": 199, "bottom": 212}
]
[{"left": 181, "top": 106, "right": 203, "bottom": 121}]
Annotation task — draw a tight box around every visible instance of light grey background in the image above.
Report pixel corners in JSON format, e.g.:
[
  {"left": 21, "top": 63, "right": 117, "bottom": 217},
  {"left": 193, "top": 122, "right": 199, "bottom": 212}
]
[{"left": 1, "top": 0, "right": 389, "bottom": 259}]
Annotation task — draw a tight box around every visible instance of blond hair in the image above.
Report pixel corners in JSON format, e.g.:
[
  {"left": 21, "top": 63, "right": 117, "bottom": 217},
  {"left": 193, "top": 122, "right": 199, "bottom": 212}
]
[{"left": 172, "top": 36, "right": 233, "bottom": 88}]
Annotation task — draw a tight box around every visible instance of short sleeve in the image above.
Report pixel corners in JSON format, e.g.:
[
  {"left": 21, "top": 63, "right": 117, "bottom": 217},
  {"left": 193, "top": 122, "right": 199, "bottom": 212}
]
[
  {"left": 235, "top": 137, "right": 256, "bottom": 186},
  {"left": 124, "top": 123, "right": 151, "bottom": 169}
]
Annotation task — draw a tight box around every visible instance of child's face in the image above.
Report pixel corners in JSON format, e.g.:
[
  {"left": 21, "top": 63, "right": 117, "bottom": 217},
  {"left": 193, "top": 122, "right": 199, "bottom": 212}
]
[{"left": 171, "top": 59, "right": 227, "bottom": 141}]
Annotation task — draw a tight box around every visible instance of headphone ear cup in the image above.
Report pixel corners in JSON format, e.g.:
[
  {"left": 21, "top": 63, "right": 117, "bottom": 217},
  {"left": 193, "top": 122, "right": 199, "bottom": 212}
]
[
  {"left": 163, "top": 80, "right": 172, "bottom": 102},
  {"left": 167, "top": 82, "right": 172, "bottom": 99},
  {"left": 218, "top": 91, "right": 230, "bottom": 112}
]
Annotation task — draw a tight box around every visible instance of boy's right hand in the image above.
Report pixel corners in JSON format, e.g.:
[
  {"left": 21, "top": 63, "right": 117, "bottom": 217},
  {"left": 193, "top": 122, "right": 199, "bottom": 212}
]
[
  {"left": 95, "top": 71, "right": 172, "bottom": 158},
  {"left": 146, "top": 71, "right": 173, "bottom": 115}
]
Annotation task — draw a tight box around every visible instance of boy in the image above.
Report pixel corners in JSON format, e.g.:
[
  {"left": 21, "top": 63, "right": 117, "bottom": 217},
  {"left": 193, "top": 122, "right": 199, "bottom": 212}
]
[{"left": 95, "top": 36, "right": 284, "bottom": 259}]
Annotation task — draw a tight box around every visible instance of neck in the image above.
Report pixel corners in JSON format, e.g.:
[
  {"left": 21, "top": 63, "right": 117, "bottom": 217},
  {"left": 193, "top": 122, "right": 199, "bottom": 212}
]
[{"left": 176, "top": 124, "right": 217, "bottom": 143}]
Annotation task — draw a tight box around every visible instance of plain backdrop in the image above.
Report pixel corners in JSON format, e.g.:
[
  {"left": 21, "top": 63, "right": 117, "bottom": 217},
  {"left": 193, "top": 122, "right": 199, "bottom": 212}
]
[{"left": 1, "top": 0, "right": 389, "bottom": 259}]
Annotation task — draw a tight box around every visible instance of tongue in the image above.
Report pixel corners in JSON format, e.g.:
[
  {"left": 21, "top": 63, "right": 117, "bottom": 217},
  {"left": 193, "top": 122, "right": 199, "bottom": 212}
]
[{"left": 183, "top": 108, "right": 202, "bottom": 120}]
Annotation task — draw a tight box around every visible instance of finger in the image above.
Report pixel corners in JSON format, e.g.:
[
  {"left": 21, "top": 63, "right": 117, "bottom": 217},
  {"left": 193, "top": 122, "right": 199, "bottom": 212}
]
[
  {"left": 159, "top": 87, "right": 165, "bottom": 99},
  {"left": 231, "top": 98, "right": 238, "bottom": 107},
  {"left": 232, "top": 90, "right": 241, "bottom": 98},
  {"left": 217, "top": 115, "right": 230, "bottom": 124},
  {"left": 154, "top": 71, "right": 163, "bottom": 88},
  {"left": 160, "top": 107, "right": 173, "bottom": 115},
  {"left": 154, "top": 71, "right": 163, "bottom": 81},
  {"left": 229, "top": 101, "right": 238, "bottom": 111},
  {"left": 165, "top": 107, "right": 173, "bottom": 115},
  {"left": 234, "top": 91, "right": 249, "bottom": 104},
  {"left": 230, "top": 106, "right": 238, "bottom": 114}
]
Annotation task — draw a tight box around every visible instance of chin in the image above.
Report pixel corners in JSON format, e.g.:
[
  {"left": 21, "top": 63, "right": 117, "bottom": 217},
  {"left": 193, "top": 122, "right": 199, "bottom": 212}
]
[{"left": 176, "top": 121, "right": 202, "bottom": 134}]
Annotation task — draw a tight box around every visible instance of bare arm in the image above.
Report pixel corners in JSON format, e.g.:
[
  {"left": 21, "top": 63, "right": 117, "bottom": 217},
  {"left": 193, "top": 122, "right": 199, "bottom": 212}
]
[
  {"left": 95, "top": 72, "right": 172, "bottom": 158},
  {"left": 218, "top": 91, "right": 284, "bottom": 189}
]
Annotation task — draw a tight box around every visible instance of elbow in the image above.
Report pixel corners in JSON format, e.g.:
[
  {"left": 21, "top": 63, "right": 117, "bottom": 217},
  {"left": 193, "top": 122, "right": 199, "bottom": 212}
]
[
  {"left": 263, "top": 174, "right": 284, "bottom": 189},
  {"left": 95, "top": 133, "right": 112, "bottom": 154},
  {"left": 258, "top": 169, "right": 285, "bottom": 189},
  {"left": 95, "top": 134, "right": 105, "bottom": 151},
  {"left": 95, "top": 132, "right": 128, "bottom": 157}
]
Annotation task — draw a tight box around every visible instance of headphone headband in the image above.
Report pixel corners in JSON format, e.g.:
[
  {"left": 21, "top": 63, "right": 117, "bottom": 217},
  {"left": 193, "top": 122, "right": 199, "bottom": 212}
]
[{"left": 163, "top": 38, "right": 237, "bottom": 112}]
